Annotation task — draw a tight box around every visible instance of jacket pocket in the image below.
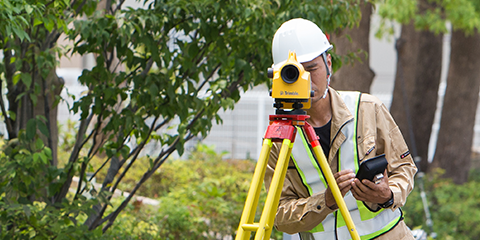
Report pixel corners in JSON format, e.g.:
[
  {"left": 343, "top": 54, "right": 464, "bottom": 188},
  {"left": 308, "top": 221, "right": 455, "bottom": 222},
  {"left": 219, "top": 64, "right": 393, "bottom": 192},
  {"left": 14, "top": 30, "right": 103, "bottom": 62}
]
[{"left": 358, "top": 135, "right": 376, "bottom": 161}]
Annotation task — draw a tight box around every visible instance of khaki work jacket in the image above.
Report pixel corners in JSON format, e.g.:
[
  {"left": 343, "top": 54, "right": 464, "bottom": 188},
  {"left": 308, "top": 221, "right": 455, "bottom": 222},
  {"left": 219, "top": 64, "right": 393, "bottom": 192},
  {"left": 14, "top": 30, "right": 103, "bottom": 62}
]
[{"left": 264, "top": 87, "right": 418, "bottom": 239}]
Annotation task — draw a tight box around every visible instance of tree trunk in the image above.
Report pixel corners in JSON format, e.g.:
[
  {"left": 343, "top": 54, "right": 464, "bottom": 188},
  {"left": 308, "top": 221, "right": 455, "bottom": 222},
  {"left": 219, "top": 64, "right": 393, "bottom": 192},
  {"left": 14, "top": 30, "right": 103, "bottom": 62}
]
[
  {"left": 35, "top": 70, "right": 64, "bottom": 166},
  {"left": 433, "top": 30, "right": 480, "bottom": 184},
  {"left": 390, "top": 19, "right": 443, "bottom": 173},
  {"left": 330, "top": 1, "right": 374, "bottom": 93},
  {"left": 3, "top": 32, "right": 63, "bottom": 167}
]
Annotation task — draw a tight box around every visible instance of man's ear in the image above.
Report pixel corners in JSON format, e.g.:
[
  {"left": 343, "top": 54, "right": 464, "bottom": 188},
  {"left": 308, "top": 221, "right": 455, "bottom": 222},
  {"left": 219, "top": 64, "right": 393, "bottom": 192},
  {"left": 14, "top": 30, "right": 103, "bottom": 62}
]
[
  {"left": 323, "top": 53, "right": 332, "bottom": 77},
  {"left": 327, "top": 54, "right": 333, "bottom": 75}
]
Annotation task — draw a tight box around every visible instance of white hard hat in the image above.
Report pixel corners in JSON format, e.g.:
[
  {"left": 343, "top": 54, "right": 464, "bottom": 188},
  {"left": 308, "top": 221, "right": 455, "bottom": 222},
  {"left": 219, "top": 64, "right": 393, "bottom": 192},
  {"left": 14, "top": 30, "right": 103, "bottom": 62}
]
[{"left": 272, "top": 18, "right": 333, "bottom": 69}]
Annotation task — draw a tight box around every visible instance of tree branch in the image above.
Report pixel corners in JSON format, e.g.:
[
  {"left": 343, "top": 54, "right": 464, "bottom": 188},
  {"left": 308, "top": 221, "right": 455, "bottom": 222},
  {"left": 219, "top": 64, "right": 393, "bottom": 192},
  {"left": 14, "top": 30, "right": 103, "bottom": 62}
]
[
  {"left": 114, "top": 0, "right": 126, "bottom": 13},
  {"left": 109, "top": 116, "right": 159, "bottom": 198},
  {"left": 73, "top": 161, "right": 88, "bottom": 201},
  {"left": 154, "top": 117, "right": 171, "bottom": 131},
  {"left": 140, "top": 57, "right": 154, "bottom": 77},
  {"left": 196, "top": 63, "right": 221, "bottom": 93},
  {"left": 73, "top": 0, "right": 89, "bottom": 17},
  {"left": 88, "top": 116, "right": 160, "bottom": 230},
  {"left": 86, "top": 113, "right": 106, "bottom": 157},
  {"left": 100, "top": 131, "right": 194, "bottom": 232},
  {"left": 105, "top": 0, "right": 113, "bottom": 14},
  {"left": 86, "top": 125, "right": 134, "bottom": 186},
  {"left": 152, "top": 133, "right": 195, "bottom": 171},
  {"left": 54, "top": 111, "right": 94, "bottom": 203}
]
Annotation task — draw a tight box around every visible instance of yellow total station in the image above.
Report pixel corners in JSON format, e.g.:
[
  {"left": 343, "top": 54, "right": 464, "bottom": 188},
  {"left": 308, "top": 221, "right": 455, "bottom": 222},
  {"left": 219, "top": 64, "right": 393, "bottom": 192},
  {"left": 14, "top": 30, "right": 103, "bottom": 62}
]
[{"left": 269, "top": 51, "right": 313, "bottom": 110}]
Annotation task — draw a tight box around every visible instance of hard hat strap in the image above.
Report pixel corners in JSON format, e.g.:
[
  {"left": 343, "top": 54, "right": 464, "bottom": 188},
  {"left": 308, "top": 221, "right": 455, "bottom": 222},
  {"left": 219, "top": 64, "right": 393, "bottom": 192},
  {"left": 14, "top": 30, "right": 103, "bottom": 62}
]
[
  {"left": 321, "top": 52, "right": 331, "bottom": 99},
  {"left": 321, "top": 52, "right": 331, "bottom": 77},
  {"left": 321, "top": 76, "right": 330, "bottom": 99}
]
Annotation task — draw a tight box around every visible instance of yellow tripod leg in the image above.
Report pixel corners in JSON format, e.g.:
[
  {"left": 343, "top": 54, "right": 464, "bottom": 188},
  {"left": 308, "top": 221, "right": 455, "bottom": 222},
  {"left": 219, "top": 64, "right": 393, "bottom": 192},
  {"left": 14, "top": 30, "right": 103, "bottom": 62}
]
[
  {"left": 236, "top": 138, "right": 273, "bottom": 240},
  {"left": 255, "top": 139, "right": 292, "bottom": 240},
  {"left": 311, "top": 145, "right": 360, "bottom": 240},
  {"left": 236, "top": 115, "right": 360, "bottom": 240}
]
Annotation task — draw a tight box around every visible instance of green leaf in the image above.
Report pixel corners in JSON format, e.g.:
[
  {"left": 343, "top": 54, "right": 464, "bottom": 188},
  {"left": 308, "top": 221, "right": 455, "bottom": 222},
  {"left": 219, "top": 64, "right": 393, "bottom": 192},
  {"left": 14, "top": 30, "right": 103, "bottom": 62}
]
[
  {"left": 177, "top": 140, "right": 185, "bottom": 156},
  {"left": 20, "top": 73, "right": 32, "bottom": 87},
  {"left": 33, "top": 18, "right": 43, "bottom": 27},
  {"left": 40, "top": 152, "right": 48, "bottom": 164},
  {"left": 29, "top": 214, "right": 37, "bottom": 227},
  {"left": 149, "top": 83, "right": 159, "bottom": 98},
  {"left": 120, "top": 145, "right": 130, "bottom": 159},
  {"left": 43, "top": 16, "right": 55, "bottom": 32},
  {"left": 104, "top": 87, "right": 114, "bottom": 101},
  {"left": 12, "top": 25, "right": 28, "bottom": 41},
  {"left": 33, "top": 153, "right": 40, "bottom": 163},
  {"left": 8, "top": 111, "right": 16, "bottom": 121},
  {"left": 13, "top": 73, "right": 21, "bottom": 85},
  {"left": 29, "top": 93, "right": 38, "bottom": 105},
  {"left": 35, "top": 138, "right": 44, "bottom": 150},
  {"left": 37, "top": 119, "right": 50, "bottom": 138},
  {"left": 26, "top": 119, "right": 37, "bottom": 140},
  {"left": 23, "top": 205, "right": 31, "bottom": 217},
  {"left": 25, "top": 5, "right": 33, "bottom": 15},
  {"left": 44, "top": 147, "right": 52, "bottom": 159}
]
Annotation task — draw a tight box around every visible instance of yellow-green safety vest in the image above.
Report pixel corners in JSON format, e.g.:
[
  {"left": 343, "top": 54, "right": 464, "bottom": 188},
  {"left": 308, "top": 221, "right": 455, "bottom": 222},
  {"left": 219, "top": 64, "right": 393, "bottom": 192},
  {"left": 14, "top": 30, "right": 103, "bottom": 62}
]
[{"left": 290, "top": 91, "right": 402, "bottom": 240}]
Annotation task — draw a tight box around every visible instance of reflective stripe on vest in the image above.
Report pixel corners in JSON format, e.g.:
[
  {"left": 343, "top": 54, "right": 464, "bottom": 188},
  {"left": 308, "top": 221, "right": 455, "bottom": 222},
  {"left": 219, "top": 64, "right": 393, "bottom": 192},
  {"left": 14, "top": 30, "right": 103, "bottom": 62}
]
[{"left": 291, "top": 91, "right": 402, "bottom": 240}]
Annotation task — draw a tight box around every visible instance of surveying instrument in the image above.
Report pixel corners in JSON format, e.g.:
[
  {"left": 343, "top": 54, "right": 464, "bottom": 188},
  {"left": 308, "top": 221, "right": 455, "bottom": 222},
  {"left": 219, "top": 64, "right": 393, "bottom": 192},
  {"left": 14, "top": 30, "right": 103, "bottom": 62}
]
[{"left": 235, "top": 51, "right": 360, "bottom": 240}]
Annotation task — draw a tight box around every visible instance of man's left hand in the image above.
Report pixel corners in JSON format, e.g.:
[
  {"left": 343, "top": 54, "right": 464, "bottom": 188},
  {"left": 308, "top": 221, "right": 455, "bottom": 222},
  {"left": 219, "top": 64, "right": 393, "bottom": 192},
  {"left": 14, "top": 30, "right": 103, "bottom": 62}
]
[{"left": 351, "top": 169, "right": 392, "bottom": 204}]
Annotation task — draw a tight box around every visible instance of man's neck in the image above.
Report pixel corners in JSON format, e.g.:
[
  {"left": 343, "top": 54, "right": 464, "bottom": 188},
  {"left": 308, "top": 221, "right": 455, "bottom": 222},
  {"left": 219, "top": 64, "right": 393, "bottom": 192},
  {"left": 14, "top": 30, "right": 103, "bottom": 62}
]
[{"left": 307, "top": 94, "right": 332, "bottom": 128}]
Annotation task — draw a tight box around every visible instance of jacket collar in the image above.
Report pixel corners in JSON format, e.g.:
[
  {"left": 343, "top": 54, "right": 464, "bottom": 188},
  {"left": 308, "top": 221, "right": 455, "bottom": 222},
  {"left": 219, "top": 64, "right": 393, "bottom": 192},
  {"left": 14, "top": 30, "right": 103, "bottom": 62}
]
[
  {"left": 328, "top": 87, "right": 355, "bottom": 162},
  {"left": 329, "top": 87, "right": 355, "bottom": 134}
]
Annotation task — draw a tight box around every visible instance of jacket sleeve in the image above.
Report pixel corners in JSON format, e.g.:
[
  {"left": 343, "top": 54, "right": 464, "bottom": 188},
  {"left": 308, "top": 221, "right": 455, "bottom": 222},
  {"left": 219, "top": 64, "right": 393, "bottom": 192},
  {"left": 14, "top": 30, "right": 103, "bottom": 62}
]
[
  {"left": 359, "top": 96, "right": 418, "bottom": 211},
  {"left": 264, "top": 142, "right": 336, "bottom": 234}
]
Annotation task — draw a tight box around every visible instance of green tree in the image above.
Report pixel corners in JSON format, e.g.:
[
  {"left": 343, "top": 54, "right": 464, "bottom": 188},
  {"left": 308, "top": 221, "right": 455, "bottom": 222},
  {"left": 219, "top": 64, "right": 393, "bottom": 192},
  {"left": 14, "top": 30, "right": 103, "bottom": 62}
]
[
  {"left": 0, "top": 0, "right": 362, "bottom": 238},
  {"left": 433, "top": 28, "right": 480, "bottom": 184},
  {"left": 386, "top": 0, "right": 444, "bottom": 174},
  {"left": 331, "top": 0, "right": 375, "bottom": 93},
  {"left": 0, "top": 0, "right": 85, "bottom": 166},
  {"left": 377, "top": 0, "right": 480, "bottom": 182}
]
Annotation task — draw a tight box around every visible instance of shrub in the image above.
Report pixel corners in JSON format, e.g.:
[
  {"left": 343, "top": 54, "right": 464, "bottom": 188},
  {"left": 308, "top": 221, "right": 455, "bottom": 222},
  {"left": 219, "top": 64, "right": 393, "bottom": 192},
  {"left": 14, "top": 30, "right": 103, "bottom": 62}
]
[
  {"left": 0, "top": 131, "right": 102, "bottom": 239},
  {"left": 103, "top": 143, "right": 283, "bottom": 239},
  {"left": 403, "top": 168, "right": 480, "bottom": 240}
]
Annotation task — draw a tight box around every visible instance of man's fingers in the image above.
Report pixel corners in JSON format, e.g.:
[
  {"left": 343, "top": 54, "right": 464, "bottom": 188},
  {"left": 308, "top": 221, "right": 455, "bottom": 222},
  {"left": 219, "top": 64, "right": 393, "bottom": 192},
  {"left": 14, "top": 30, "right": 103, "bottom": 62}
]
[
  {"left": 351, "top": 179, "right": 363, "bottom": 194},
  {"left": 341, "top": 186, "right": 352, "bottom": 196},
  {"left": 336, "top": 172, "right": 355, "bottom": 185},
  {"left": 361, "top": 179, "right": 378, "bottom": 189},
  {"left": 333, "top": 169, "right": 354, "bottom": 179},
  {"left": 351, "top": 180, "right": 370, "bottom": 202},
  {"left": 353, "top": 179, "right": 371, "bottom": 192},
  {"left": 326, "top": 169, "right": 356, "bottom": 202},
  {"left": 351, "top": 188, "right": 361, "bottom": 199}
]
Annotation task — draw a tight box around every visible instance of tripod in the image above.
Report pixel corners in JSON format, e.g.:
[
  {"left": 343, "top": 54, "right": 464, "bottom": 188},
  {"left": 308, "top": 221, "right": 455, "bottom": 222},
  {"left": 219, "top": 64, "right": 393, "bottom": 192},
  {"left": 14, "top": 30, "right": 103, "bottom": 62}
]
[{"left": 235, "top": 112, "right": 360, "bottom": 240}]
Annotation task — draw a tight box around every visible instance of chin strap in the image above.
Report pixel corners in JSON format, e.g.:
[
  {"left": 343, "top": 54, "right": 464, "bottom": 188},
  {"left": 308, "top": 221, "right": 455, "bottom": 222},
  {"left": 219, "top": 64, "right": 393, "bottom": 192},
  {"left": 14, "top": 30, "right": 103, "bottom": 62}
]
[
  {"left": 321, "top": 52, "right": 331, "bottom": 99},
  {"left": 321, "top": 75, "right": 331, "bottom": 99}
]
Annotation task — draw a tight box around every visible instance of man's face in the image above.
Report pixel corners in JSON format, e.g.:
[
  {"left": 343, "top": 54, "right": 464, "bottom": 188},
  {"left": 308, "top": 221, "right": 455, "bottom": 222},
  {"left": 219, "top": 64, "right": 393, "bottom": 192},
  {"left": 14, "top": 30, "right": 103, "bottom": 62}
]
[{"left": 301, "top": 54, "right": 332, "bottom": 103}]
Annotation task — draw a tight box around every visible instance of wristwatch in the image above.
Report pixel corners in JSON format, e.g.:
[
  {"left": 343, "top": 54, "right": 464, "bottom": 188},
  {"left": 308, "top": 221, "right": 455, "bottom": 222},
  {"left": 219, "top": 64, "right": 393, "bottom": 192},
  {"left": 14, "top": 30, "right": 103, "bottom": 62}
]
[{"left": 379, "top": 196, "right": 394, "bottom": 208}]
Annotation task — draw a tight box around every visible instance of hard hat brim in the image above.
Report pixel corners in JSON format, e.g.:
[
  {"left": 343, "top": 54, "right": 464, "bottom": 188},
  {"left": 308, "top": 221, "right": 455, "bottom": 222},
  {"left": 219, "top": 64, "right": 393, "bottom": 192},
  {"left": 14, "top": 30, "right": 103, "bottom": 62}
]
[{"left": 273, "top": 45, "right": 332, "bottom": 69}]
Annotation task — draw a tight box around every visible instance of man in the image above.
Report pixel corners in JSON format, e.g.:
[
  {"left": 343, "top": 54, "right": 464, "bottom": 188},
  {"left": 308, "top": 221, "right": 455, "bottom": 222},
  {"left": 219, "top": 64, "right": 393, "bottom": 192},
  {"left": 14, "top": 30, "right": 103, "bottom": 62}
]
[{"left": 264, "top": 18, "right": 417, "bottom": 239}]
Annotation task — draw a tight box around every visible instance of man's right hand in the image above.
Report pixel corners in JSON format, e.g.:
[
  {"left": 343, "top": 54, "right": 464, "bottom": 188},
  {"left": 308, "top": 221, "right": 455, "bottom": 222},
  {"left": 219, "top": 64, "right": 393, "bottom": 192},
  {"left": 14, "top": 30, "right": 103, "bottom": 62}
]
[{"left": 325, "top": 169, "right": 355, "bottom": 210}]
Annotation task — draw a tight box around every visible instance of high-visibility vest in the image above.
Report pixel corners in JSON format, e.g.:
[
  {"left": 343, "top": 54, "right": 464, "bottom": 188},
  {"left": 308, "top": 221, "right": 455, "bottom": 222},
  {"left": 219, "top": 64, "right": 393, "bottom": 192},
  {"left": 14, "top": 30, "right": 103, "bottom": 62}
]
[{"left": 290, "top": 91, "right": 402, "bottom": 240}]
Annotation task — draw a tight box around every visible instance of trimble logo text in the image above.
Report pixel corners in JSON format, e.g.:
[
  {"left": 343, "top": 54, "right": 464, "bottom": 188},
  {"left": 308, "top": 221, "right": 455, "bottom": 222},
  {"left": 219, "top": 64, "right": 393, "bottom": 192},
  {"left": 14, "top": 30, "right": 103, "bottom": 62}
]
[{"left": 280, "top": 91, "right": 299, "bottom": 96}]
